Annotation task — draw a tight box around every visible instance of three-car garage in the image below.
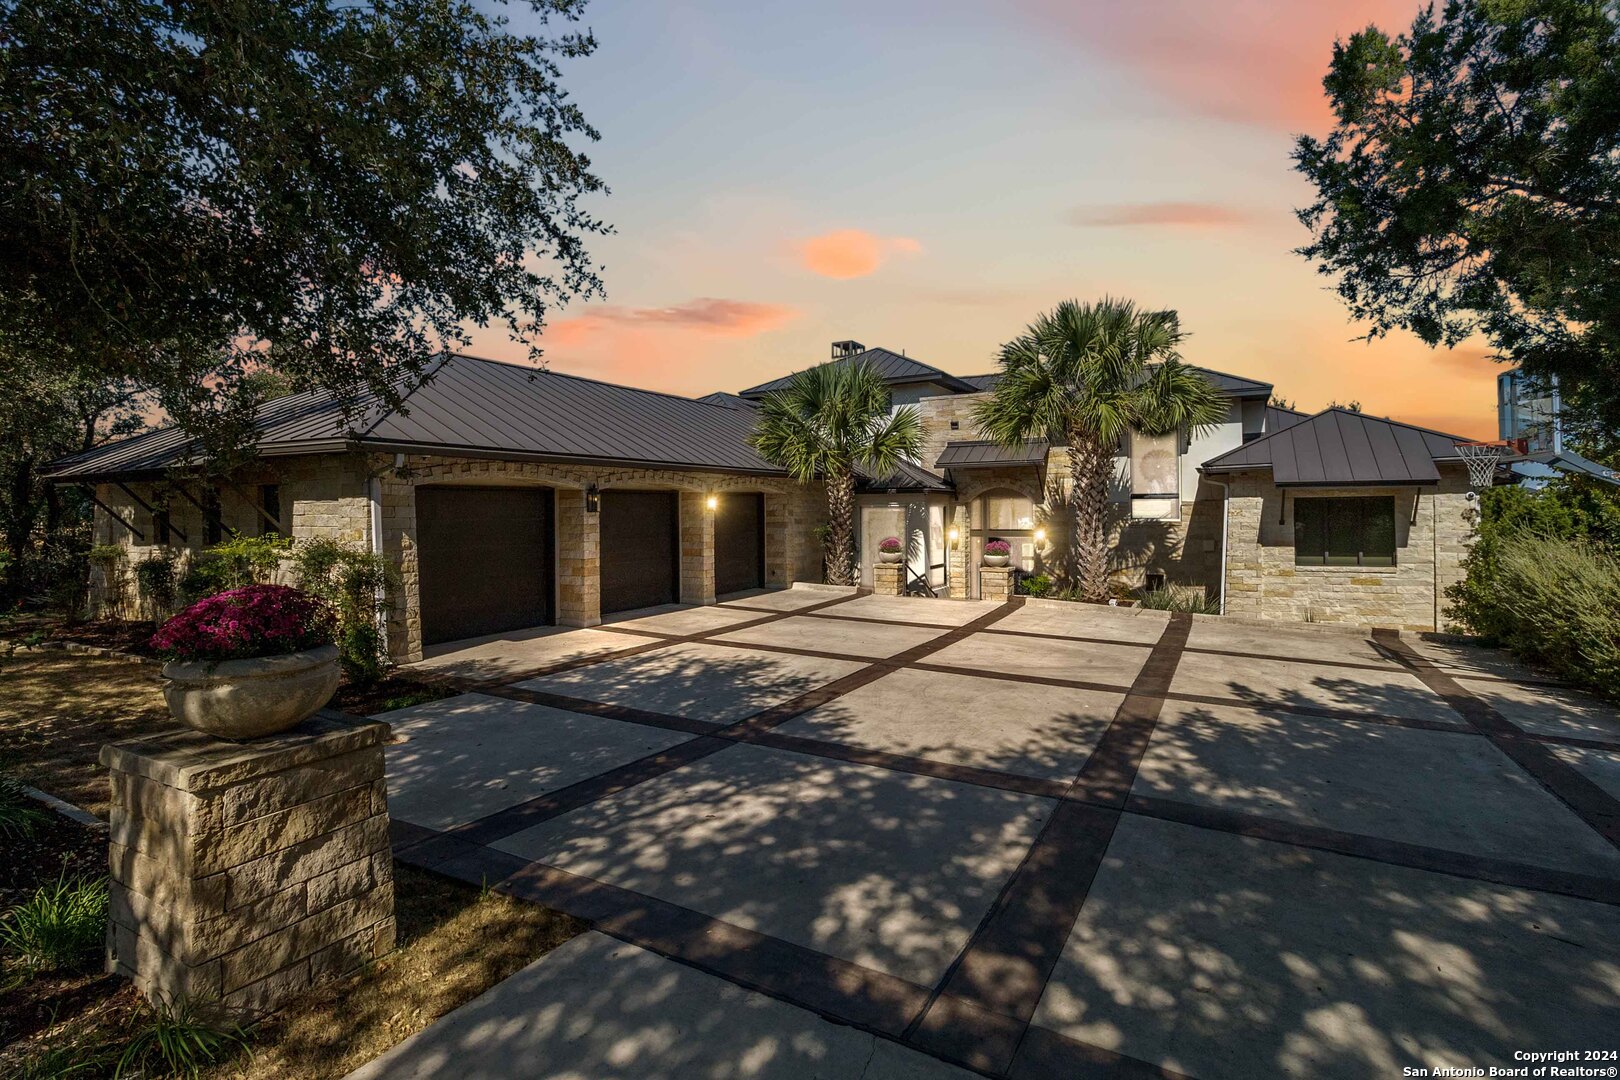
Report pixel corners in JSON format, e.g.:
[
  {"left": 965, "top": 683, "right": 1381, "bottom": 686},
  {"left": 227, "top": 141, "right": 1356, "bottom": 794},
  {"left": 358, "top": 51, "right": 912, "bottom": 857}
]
[{"left": 414, "top": 485, "right": 768, "bottom": 647}]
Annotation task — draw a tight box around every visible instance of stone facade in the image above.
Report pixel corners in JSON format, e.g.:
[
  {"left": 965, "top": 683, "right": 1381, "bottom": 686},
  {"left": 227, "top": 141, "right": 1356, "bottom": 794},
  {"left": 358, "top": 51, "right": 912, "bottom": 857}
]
[
  {"left": 979, "top": 565, "right": 1013, "bottom": 601},
  {"left": 101, "top": 713, "right": 395, "bottom": 1015},
  {"left": 679, "top": 491, "right": 717, "bottom": 606},
  {"left": 872, "top": 562, "right": 903, "bottom": 596},
  {"left": 1221, "top": 467, "right": 1474, "bottom": 631}
]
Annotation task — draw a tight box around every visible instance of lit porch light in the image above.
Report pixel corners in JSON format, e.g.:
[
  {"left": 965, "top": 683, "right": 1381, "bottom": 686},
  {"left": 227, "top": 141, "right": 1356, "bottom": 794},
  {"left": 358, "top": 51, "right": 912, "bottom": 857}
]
[{"left": 705, "top": 494, "right": 719, "bottom": 511}]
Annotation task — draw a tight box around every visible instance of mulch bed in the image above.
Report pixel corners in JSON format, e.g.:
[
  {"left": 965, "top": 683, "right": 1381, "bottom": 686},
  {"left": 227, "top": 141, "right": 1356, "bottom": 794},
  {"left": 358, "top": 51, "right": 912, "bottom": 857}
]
[
  {"left": 331, "top": 673, "right": 460, "bottom": 716},
  {"left": 0, "top": 612, "right": 162, "bottom": 659}
]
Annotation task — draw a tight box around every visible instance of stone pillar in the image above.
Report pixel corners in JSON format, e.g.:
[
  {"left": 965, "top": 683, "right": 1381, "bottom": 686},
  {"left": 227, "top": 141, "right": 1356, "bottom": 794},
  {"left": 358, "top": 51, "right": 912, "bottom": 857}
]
[
  {"left": 947, "top": 506, "right": 970, "bottom": 599},
  {"left": 101, "top": 714, "right": 395, "bottom": 1015},
  {"left": 980, "top": 565, "right": 1013, "bottom": 601},
  {"left": 872, "top": 562, "right": 903, "bottom": 596},
  {"left": 679, "top": 492, "right": 716, "bottom": 605},
  {"left": 557, "top": 488, "right": 601, "bottom": 627},
  {"left": 763, "top": 493, "right": 788, "bottom": 589}
]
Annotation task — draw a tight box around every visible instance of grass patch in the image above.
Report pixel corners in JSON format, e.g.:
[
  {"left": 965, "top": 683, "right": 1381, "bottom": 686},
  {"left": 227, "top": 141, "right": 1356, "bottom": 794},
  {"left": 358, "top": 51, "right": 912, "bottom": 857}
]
[
  {"left": 0, "top": 775, "right": 49, "bottom": 839},
  {"left": 1, "top": 874, "right": 109, "bottom": 974}
]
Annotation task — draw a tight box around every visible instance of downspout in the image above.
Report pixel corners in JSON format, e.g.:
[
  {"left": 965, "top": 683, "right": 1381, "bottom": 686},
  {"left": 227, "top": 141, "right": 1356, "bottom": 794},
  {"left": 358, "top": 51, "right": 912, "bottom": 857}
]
[
  {"left": 368, "top": 473, "right": 388, "bottom": 658},
  {"left": 1207, "top": 476, "right": 1230, "bottom": 615}
]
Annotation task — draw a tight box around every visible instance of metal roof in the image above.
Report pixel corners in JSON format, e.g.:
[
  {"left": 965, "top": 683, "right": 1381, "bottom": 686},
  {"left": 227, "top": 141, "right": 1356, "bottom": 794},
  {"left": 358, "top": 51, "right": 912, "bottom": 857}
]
[
  {"left": 959, "top": 373, "right": 1001, "bottom": 392},
  {"left": 911, "top": 364, "right": 1270, "bottom": 400},
  {"left": 1200, "top": 408, "right": 1469, "bottom": 486},
  {"left": 1265, "top": 404, "right": 1310, "bottom": 433},
  {"left": 46, "top": 353, "right": 784, "bottom": 480},
  {"left": 857, "top": 459, "right": 953, "bottom": 493},
  {"left": 737, "top": 348, "right": 980, "bottom": 398},
  {"left": 935, "top": 439, "right": 1049, "bottom": 467},
  {"left": 696, "top": 391, "right": 760, "bottom": 410}
]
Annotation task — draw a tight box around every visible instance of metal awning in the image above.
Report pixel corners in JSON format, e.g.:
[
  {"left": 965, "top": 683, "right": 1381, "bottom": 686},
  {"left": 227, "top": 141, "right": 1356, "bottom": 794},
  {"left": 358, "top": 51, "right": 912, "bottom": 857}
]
[
  {"left": 1512, "top": 450, "right": 1620, "bottom": 486},
  {"left": 935, "top": 440, "right": 1048, "bottom": 468}
]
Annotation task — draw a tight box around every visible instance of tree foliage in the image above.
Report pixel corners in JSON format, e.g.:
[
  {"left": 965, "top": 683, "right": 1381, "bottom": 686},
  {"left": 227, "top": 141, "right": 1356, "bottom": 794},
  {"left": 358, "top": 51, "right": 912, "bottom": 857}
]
[
  {"left": 0, "top": 0, "right": 609, "bottom": 458},
  {"left": 748, "top": 361, "right": 923, "bottom": 586},
  {"left": 974, "top": 299, "right": 1227, "bottom": 601},
  {"left": 1294, "top": 0, "right": 1620, "bottom": 434}
]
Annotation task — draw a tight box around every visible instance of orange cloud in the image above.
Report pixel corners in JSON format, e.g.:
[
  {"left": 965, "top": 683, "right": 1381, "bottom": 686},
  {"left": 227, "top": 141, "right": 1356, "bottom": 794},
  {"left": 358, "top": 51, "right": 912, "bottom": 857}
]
[
  {"left": 1014, "top": 0, "right": 1415, "bottom": 131},
  {"left": 548, "top": 298, "right": 799, "bottom": 347},
  {"left": 1070, "top": 202, "right": 1252, "bottom": 228},
  {"left": 796, "top": 229, "right": 923, "bottom": 279}
]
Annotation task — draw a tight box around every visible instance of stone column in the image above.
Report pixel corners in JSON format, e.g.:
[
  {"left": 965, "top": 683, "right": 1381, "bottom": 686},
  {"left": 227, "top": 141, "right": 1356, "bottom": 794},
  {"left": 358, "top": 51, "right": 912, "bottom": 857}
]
[
  {"left": 763, "top": 493, "right": 788, "bottom": 588},
  {"left": 557, "top": 488, "right": 601, "bottom": 627},
  {"left": 947, "top": 506, "right": 970, "bottom": 599},
  {"left": 872, "top": 562, "right": 903, "bottom": 596},
  {"left": 980, "top": 565, "right": 1013, "bottom": 601},
  {"left": 101, "top": 714, "right": 395, "bottom": 1015},
  {"left": 679, "top": 491, "right": 716, "bottom": 605}
]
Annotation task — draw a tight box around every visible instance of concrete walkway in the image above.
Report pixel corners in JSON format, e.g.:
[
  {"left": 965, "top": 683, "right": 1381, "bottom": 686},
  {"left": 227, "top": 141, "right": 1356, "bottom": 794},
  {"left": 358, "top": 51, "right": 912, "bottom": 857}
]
[{"left": 374, "top": 587, "right": 1620, "bottom": 1079}]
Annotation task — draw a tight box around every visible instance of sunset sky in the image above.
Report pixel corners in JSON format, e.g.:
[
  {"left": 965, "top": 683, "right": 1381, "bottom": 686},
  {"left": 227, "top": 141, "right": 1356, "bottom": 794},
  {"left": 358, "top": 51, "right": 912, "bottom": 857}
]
[{"left": 471, "top": 0, "right": 1500, "bottom": 439}]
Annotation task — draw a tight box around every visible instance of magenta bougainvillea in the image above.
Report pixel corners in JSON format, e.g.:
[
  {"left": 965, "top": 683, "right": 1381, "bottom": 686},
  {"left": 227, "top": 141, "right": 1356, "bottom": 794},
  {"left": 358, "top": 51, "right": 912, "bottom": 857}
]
[
  {"left": 984, "top": 539, "right": 1011, "bottom": 557},
  {"left": 150, "top": 585, "right": 336, "bottom": 663},
  {"left": 878, "top": 536, "right": 902, "bottom": 553}
]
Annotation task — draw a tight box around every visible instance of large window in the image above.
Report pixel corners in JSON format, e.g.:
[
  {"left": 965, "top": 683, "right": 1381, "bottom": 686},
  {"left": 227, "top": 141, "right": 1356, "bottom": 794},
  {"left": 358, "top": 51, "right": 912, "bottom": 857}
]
[
  {"left": 1294, "top": 496, "right": 1396, "bottom": 566},
  {"left": 1130, "top": 430, "right": 1179, "bottom": 519}
]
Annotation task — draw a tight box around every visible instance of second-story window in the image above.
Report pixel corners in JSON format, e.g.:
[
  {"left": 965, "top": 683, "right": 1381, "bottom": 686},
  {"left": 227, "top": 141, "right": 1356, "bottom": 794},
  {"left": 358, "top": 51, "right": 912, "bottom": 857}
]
[{"left": 1129, "top": 430, "right": 1180, "bottom": 519}]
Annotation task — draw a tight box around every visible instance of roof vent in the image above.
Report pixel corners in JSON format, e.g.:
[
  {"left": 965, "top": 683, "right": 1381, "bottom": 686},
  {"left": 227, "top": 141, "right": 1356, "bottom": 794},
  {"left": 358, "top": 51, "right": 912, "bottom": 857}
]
[{"left": 831, "top": 340, "right": 865, "bottom": 359}]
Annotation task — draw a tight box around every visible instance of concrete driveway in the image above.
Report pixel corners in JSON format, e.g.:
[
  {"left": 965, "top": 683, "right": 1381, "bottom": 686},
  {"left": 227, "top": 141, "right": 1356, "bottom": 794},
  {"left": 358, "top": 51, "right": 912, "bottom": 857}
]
[{"left": 371, "top": 586, "right": 1620, "bottom": 1080}]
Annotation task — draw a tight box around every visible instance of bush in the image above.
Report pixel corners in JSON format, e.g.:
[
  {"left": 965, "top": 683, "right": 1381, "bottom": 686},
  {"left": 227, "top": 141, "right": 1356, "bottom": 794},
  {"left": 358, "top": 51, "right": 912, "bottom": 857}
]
[
  {"left": 1450, "top": 532, "right": 1620, "bottom": 699},
  {"left": 291, "top": 538, "right": 396, "bottom": 684},
  {"left": 116, "top": 997, "right": 253, "bottom": 1079},
  {"left": 88, "top": 544, "right": 130, "bottom": 619},
  {"left": 178, "top": 533, "right": 292, "bottom": 606},
  {"left": 1137, "top": 586, "right": 1221, "bottom": 614},
  {"left": 133, "top": 550, "right": 179, "bottom": 620},
  {"left": 0, "top": 775, "right": 48, "bottom": 839},
  {"left": 1016, "top": 573, "right": 1052, "bottom": 597},
  {"left": 149, "top": 584, "right": 335, "bottom": 663},
  {"left": 1, "top": 874, "right": 109, "bottom": 972}
]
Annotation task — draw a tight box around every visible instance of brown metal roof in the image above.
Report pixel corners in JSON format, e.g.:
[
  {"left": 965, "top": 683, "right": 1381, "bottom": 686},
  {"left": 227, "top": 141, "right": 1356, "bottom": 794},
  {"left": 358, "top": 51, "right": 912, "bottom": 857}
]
[
  {"left": 935, "top": 440, "right": 1049, "bottom": 467},
  {"left": 737, "top": 348, "right": 979, "bottom": 398},
  {"left": 1201, "top": 408, "right": 1469, "bottom": 486},
  {"left": 46, "top": 354, "right": 784, "bottom": 480}
]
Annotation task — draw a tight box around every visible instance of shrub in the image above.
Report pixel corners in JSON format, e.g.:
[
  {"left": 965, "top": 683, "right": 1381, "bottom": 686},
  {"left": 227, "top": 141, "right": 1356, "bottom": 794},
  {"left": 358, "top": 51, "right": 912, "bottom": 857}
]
[
  {"left": 88, "top": 544, "right": 130, "bottom": 619},
  {"left": 116, "top": 997, "right": 252, "bottom": 1079},
  {"left": 1, "top": 874, "right": 109, "bottom": 972},
  {"left": 877, "top": 536, "right": 902, "bottom": 554},
  {"left": 133, "top": 550, "right": 180, "bottom": 620},
  {"left": 1451, "top": 532, "right": 1620, "bottom": 699},
  {"left": 1137, "top": 586, "right": 1221, "bottom": 614},
  {"left": 292, "top": 539, "right": 397, "bottom": 684},
  {"left": 149, "top": 584, "right": 335, "bottom": 663},
  {"left": 0, "top": 775, "right": 48, "bottom": 839},
  {"left": 1016, "top": 573, "right": 1052, "bottom": 597},
  {"left": 984, "top": 539, "right": 1011, "bottom": 557}
]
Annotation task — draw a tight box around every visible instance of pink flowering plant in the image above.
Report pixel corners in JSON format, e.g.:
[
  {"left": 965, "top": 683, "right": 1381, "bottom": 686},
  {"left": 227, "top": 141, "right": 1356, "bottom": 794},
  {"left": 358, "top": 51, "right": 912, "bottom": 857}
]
[
  {"left": 150, "top": 584, "right": 336, "bottom": 664},
  {"left": 878, "top": 536, "right": 902, "bottom": 553},
  {"left": 984, "top": 539, "right": 1011, "bottom": 557}
]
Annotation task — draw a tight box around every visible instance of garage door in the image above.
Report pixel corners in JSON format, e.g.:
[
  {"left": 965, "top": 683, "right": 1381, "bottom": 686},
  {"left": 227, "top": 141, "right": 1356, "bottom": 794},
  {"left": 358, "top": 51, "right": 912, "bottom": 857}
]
[
  {"left": 715, "top": 493, "right": 764, "bottom": 596},
  {"left": 417, "top": 486, "right": 553, "bottom": 646},
  {"left": 600, "top": 491, "right": 678, "bottom": 615}
]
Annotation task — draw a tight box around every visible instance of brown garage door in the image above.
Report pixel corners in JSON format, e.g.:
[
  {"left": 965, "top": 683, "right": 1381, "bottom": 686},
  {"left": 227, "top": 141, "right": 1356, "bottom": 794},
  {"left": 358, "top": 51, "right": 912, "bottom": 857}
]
[
  {"left": 715, "top": 493, "right": 764, "bottom": 596},
  {"left": 600, "top": 490, "right": 679, "bottom": 615},
  {"left": 417, "top": 486, "right": 553, "bottom": 646}
]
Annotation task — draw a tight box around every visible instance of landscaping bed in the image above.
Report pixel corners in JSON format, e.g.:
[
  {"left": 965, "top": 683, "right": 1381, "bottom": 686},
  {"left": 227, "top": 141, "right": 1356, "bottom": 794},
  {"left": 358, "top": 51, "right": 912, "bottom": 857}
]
[{"left": 0, "top": 612, "right": 162, "bottom": 659}]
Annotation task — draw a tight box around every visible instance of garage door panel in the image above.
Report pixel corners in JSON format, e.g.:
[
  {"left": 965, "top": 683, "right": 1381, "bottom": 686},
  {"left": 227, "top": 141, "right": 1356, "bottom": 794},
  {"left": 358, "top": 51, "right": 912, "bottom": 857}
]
[
  {"left": 601, "top": 491, "right": 678, "bottom": 615},
  {"left": 418, "top": 487, "right": 553, "bottom": 646},
  {"left": 715, "top": 493, "right": 764, "bottom": 596}
]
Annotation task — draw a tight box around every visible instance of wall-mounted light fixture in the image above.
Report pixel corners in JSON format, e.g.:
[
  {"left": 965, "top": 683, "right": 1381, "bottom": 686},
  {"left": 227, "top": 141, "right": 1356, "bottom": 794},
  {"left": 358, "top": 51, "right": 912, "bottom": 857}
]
[
  {"left": 705, "top": 494, "right": 719, "bottom": 511},
  {"left": 948, "top": 526, "right": 960, "bottom": 548},
  {"left": 1034, "top": 527, "right": 1046, "bottom": 544},
  {"left": 585, "top": 484, "right": 600, "bottom": 514}
]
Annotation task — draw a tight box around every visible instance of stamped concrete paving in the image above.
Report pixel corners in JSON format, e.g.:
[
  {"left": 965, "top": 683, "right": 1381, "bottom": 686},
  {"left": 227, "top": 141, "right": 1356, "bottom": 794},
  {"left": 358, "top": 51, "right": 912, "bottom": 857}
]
[{"left": 383, "top": 587, "right": 1620, "bottom": 1079}]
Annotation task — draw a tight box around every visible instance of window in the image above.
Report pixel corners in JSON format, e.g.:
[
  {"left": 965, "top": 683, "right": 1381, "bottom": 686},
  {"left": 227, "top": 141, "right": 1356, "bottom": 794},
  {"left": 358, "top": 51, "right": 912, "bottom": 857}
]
[
  {"left": 153, "top": 506, "right": 171, "bottom": 546},
  {"left": 1130, "top": 430, "right": 1179, "bottom": 519},
  {"left": 1294, "top": 497, "right": 1396, "bottom": 567},
  {"left": 981, "top": 493, "right": 1034, "bottom": 530},
  {"left": 259, "top": 484, "right": 284, "bottom": 537},
  {"left": 203, "top": 489, "right": 223, "bottom": 544}
]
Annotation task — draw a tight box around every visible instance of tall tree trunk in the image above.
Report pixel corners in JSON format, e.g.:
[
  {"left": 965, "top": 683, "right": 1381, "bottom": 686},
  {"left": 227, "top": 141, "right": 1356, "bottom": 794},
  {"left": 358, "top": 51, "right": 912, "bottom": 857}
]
[
  {"left": 1069, "top": 429, "right": 1112, "bottom": 603},
  {"left": 824, "top": 469, "right": 857, "bottom": 585}
]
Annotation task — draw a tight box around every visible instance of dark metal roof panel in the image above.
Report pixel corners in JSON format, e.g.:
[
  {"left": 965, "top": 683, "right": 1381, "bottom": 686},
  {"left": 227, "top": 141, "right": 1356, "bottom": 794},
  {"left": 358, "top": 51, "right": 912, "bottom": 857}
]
[
  {"left": 1201, "top": 408, "right": 1454, "bottom": 484},
  {"left": 935, "top": 440, "right": 1048, "bottom": 467},
  {"left": 737, "top": 348, "right": 976, "bottom": 397},
  {"left": 857, "top": 459, "right": 953, "bottom": 493},
  {"left": 697, "top": 391, "right": 759, "bottom": 410},
  {"left": 1193, "top": 366, "right": 1272, "bottom": 397},
  {"left": 1265, "top": 405, "right": 1309, "bottom": 433}
]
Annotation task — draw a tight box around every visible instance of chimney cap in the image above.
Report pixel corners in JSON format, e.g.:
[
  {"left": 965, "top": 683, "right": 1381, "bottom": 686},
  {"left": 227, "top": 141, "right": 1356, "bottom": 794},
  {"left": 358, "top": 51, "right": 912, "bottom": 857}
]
[{"left": 831, "top": 339, "right": 866, "bottom": 359}]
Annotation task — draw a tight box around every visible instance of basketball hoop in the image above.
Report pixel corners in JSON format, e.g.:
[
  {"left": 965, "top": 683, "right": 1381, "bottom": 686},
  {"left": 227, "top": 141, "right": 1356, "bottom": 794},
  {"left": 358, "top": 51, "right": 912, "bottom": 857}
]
[{"left": 1454, "top": 439, "right": 1524, "bottom": 490}]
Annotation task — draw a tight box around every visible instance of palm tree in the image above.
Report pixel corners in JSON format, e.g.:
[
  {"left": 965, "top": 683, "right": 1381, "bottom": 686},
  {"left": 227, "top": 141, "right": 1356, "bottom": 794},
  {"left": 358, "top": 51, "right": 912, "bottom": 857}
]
[
  {"left": 749, "top": 360, "right": 923, "bottom": 586},
  {"left": 974, "top": 299, "right": 1227, "bottom": 602}
]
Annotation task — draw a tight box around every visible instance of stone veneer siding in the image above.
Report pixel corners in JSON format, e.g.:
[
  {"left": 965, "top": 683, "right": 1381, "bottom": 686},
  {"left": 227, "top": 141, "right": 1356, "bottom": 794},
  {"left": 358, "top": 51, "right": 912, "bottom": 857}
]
[{"left": 1220, "top": 467, "right": 1474, "bottom": 631}]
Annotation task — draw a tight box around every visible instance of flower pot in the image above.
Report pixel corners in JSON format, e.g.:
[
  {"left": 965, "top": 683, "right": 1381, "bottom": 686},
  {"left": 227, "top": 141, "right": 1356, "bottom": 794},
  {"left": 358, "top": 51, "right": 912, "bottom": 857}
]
[
  {"left": 161, "top": 645, "right": 340, "bottom": 740},
  {"left": 877, "top": 550, "right": 903, "bottom": 564},
  {"left": 982, "top": 554, "right": 1010, "bottom": 567}
]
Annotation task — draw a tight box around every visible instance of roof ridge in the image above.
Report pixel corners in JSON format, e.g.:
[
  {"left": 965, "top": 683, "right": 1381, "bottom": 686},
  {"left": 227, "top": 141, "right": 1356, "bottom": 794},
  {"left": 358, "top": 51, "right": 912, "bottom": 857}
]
[
  {"left": 447, "top": 351, "right": 758, "bottom": 415},
  {"left": 1317, "top": 405, "right": 1473, "bottom": 446},
  {"left": 1201, "top": 405, "right": 1473, "bottom": 472}
]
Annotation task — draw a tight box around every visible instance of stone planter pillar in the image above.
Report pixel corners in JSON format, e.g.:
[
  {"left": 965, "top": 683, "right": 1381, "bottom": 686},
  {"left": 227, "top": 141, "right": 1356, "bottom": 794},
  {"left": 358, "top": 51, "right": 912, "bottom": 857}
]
[
  {"left": 872, "top": 563, "right": 903, "bottom": 596},
  {"left": 980, "top": 565, "right": 1013, "bottom": 602},
  {"left": 101, "top": 712, "right": 395, "bottom": 1015}
]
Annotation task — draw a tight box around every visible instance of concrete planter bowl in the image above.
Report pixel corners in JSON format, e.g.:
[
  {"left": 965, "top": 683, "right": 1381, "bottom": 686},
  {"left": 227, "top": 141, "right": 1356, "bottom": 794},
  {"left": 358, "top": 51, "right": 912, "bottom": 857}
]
[
  {"left": 982, "top": 554, "right": 1011, "bottom": 567},
  {"left": 161, "top": 644, "right": 341, "bottom": 740},
  {"left": 877, "top": 550, "right": 904, "bottom": 564}
]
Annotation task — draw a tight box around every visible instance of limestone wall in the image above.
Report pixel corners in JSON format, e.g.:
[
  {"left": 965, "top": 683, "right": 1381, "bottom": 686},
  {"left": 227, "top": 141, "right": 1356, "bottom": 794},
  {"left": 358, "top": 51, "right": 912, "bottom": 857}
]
[{"left": 1222, "top": 467, "right": 1474, "bottom": 631}]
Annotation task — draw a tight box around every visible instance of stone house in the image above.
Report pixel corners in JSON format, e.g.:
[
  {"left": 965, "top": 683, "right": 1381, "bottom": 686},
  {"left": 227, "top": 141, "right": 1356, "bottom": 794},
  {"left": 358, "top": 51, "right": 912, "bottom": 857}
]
[{"left": 49, "top": 344, "right": 1480, "bottom": 650}]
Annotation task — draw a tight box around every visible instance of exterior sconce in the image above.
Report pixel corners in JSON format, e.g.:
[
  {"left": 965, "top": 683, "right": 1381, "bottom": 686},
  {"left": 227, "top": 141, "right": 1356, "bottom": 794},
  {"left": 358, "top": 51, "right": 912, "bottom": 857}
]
[
  {"left": 706, "top": 494, "right": 719, "bottom": 511},
  {"left": 585, "top": 484, "right": 600, "bottom": 514},
  {"left": 948, "top": 526, "right": 960, "bottom": 548},
  {"left": 1034, "top": 527, "right": 1046, "bottom": 544}
]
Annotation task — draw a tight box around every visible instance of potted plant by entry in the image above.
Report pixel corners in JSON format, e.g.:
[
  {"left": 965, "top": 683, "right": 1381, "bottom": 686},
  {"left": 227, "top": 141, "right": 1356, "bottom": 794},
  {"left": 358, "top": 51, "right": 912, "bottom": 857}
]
[
  {"left": 983, "top": 539, "right": 1012, "bottom": 567},
  {"left": 150, "top": 584, "right": 340, "bottom": 739},
  {"left": 877, "top": 536, "right": 904, "bottom": 563}
]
